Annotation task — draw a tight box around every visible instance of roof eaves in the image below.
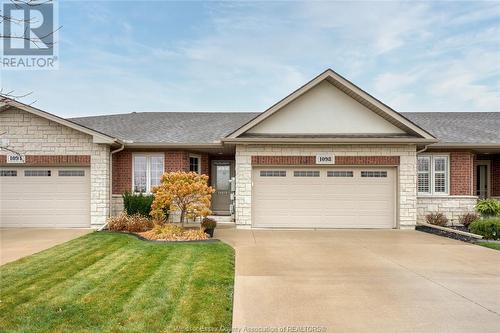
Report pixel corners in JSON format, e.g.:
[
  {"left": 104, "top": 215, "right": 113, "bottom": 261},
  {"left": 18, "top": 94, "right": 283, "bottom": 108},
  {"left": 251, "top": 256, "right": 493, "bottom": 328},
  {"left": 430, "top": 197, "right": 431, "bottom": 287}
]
[{"left": 222, "top": 137, "right": 438, "bottom": 144}]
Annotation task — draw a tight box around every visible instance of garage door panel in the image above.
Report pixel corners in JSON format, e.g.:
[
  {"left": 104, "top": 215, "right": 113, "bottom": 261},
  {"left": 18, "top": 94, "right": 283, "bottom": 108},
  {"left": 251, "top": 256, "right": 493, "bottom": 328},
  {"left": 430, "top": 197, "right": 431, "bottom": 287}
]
[
  {"left": 4, "top": 199, "right": 89, "bottom": 210},
  {"left": 252, "top": 167, "right": 395, "bottom": 229},
  {"left": 0, "top": 167, "right": 90, "bottom": 228}
]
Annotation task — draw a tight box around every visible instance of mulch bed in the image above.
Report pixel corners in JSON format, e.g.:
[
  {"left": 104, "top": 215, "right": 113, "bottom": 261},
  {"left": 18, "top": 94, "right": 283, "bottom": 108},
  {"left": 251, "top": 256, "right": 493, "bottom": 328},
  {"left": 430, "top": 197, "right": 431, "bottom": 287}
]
[
  {"left": 416, "top": 225, "right": 480, "bottom": 243},
  {"left": 102, "top": 230, "right": 219, "bottom": 243}
]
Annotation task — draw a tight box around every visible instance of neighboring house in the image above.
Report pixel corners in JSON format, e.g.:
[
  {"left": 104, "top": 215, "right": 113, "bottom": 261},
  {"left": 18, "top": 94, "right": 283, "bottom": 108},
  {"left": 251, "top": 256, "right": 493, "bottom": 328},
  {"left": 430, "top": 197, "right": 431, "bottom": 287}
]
[{"left": 1, "top": 69, "right": 499, "bottom": 229}]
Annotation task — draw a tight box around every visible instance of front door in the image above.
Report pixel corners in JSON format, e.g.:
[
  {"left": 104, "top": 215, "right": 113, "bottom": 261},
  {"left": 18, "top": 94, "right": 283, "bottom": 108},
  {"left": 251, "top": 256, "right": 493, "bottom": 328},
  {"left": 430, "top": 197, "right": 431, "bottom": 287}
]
[
  {"left": 211, "top": 160, "right": 234, "bottom": 215},
  {"left": 476, "top": 162, "right": 490, "bottom": 198}
]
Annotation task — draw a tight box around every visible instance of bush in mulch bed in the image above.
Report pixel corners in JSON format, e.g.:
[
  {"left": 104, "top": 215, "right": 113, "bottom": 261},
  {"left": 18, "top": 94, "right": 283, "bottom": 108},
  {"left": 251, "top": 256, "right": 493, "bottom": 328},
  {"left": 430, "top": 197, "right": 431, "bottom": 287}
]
[
  {"left": 425, "top": 212, "right": 448, "bottom": 226},
  {"left": 138, "top": 224, "right": 208, "bottom": 241},
  {"left": 458, "top": 212, "right": 480, "bottom": 228},
  {"left": 108, "top": 213, "right": 154, "bottom": 232},
  {"left": 469, "top": 218, "right": 500, "bottom": 240},
  {"left": 122, "top": 192, "right": 154, "bottom": 217},
  {"left": 416, "top": 225, "right": 479, "bottom": 243}
]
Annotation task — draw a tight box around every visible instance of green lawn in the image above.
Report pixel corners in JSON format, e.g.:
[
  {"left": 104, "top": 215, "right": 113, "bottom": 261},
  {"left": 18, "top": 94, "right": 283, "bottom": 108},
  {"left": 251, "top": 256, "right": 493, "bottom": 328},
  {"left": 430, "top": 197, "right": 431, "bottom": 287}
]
[
  {"left": 477, "top": 242, "right": 500, "bottom": 251},
  {"left": 0, "top": 232, "right": 234, "bottom": 333}
]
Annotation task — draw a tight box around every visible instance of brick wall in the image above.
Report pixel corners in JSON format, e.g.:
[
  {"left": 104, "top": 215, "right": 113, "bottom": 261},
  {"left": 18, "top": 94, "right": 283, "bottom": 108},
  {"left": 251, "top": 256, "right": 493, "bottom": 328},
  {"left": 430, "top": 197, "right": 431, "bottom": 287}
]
[
  {"left": 112, "top": 150, "right": 211, "bottom": 195},
  {"left": 0, "top": 107, "right": 110, "bottom": 227},
  {"left": 450, "top": 151, "right": 474, "bottom": 196},
  {"left": 201, "top": 154, "right": 209, "bottom": 175},
  {"left": 251, "top": 155, "right": 400, "bottom": 165},
  {"left": 492, "top": 156, "right": 500, "bottom": 196},
  {"left": 112, "top": 150, "right": 132, "bottom": 194},
  {"left": 165, "top": 151, "right": 190, "bottom": 172}
]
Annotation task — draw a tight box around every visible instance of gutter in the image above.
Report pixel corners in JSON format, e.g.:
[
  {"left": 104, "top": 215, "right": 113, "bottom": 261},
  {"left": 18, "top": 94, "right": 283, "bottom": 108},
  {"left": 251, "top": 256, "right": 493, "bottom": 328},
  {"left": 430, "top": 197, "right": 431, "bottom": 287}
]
[
  {"left": 221, "top": 138, "right": 438, "bottom": 144},
  {"left": 428, "top": 143, "right": 500, "bottom": 149},
  {"left": 123, "top": 142, "right": 224, "bottom": 148}
]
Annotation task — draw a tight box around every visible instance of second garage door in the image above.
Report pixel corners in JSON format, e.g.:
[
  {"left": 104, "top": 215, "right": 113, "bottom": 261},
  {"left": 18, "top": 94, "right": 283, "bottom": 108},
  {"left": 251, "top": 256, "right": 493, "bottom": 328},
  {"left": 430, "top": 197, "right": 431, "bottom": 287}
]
[
  {"left": 252, "top": 167, "right": 396, "bottom": 228},
  {"left": 0, "top": 167, "right": 91, "bottom": 228}
]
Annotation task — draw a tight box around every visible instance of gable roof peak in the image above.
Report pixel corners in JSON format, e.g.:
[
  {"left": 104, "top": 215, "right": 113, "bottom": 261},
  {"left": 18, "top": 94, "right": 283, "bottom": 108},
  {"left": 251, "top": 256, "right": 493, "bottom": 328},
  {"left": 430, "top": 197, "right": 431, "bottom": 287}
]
[{"left": 225, "top": 68, "right": 436, "bottom": 142}]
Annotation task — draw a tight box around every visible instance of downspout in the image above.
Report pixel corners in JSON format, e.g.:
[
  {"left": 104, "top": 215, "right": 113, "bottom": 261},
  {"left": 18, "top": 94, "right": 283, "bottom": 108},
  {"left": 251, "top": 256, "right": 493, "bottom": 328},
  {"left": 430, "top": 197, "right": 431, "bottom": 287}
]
[
  {"left": 417, "top": 144, "right": 430, "bottom": 154},
  {"left": 413, "top": 144, "right": 432, "bottom": 226},
  {"left": 98, "top": 141, "right": 125, "bottom": 231}
]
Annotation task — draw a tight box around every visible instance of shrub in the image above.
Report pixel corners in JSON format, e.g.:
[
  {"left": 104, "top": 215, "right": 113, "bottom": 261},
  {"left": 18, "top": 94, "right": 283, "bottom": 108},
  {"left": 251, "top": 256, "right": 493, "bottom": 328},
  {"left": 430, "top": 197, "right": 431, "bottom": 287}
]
[
  {"left": 151, "top": 172, "right": 215, "bottom": 225},
  {"left": 469, "top": 218, "right": 500, "bottom": 240},
  {"left": 139, "top": 224, "right": 208, "bottom": 241},
  {"left": 475, "top": 198, "right": 500, "bottom": 218},
  {"left": 458, "top": 212, "right": 480, "bottom": 228},
  {"left": 108, "top": 213, "right": 153, "bottom": 232},
  {"left": 425, "top": 212, "right": 448, "bottom": 226},
  {"left": 201, "top": 217, "right": 217, "bottom": 230},
  {"left": 123, "top": 192, "right": 154, "bottom": 217}
]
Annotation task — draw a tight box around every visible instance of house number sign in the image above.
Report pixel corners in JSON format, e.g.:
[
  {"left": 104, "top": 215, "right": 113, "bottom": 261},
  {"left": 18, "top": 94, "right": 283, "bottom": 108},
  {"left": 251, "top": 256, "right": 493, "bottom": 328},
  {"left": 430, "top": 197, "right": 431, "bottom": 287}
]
[
  {"left": 315, "top": 154, "right": 335, "bottom": 165},
  {"left": 7, "top": 154, "right": 26, "bottom": 164}
]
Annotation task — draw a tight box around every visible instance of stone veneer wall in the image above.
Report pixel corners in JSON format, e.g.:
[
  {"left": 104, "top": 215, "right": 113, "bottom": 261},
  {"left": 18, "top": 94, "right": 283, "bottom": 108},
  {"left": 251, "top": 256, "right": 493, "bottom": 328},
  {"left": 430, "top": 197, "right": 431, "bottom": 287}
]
[
  {"left": 235, "top": 144, "right": 418, "bottom": 229},
  {"left": 417, "top": 196, "right": 477, "bottom": 225},
  {"left": 0, "top": 108, "right": 110, "bottom": 228}
]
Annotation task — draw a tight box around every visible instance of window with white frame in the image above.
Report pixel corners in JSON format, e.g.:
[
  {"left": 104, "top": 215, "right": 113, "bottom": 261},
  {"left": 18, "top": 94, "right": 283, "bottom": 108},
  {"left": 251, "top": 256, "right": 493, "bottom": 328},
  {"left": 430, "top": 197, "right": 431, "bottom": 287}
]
[
  {"left": 189, "top": 155, "right": 201, "bottom": 174},
  {"left": 417, "top": 155, "right": 449, "bottom": 195},
  {"left": 133, "top": 154, "right": 164, "bottom": 193}
]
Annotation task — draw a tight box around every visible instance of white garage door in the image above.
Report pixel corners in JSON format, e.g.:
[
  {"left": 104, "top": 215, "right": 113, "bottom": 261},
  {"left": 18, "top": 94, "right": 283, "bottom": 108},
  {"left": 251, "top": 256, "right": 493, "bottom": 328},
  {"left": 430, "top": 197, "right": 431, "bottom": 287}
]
[
  {"left": 0, "top": 167, "right": 90, "bottom": 228},
  {"left": 252, "top": 167, "right": 396, "bottom": 228}
]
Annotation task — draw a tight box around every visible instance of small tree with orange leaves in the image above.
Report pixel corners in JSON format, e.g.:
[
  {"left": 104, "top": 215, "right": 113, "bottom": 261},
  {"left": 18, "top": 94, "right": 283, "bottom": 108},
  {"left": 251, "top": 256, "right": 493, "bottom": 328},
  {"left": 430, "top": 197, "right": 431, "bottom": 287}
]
[{"left": 151, "top": 172, "right": 215, "bottom": 226}]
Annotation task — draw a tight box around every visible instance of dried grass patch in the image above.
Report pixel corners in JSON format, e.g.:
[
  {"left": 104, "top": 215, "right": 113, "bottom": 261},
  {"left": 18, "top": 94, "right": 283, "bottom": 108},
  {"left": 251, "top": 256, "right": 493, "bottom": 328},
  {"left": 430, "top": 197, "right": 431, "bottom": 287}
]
[{"left": 138, "top": 224, "right": 208, "bottom": 241}]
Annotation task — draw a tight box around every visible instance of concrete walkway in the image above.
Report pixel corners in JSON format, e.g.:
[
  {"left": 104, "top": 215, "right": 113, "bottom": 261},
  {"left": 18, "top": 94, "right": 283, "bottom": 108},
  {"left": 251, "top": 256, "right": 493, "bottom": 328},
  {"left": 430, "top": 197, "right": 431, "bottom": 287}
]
[
  {"left": 217, "top": 229, "right": 500, "bottom": 333},
  {"left": 0, "top": 228, "right": 92, "bottom": 265}
]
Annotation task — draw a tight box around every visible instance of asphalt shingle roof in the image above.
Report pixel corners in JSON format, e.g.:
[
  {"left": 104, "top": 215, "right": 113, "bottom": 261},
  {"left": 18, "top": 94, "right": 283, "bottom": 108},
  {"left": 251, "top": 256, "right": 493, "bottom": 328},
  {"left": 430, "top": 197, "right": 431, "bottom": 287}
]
[
  {"left": 402, "top": 112, "right": 500, "bottom": 144},
  {"left": 70, "top": 112, "right": 259, "bottom": 144},
  {"left": 69, "top": 111, "right": 500, "bottom": 145}
]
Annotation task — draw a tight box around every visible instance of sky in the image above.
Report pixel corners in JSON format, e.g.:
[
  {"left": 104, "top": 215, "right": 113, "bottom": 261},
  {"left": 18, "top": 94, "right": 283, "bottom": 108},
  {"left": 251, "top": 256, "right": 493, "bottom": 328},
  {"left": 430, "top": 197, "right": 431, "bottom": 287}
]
[{"left": 1, "top": 0, "right": 499, "bottom": 117}]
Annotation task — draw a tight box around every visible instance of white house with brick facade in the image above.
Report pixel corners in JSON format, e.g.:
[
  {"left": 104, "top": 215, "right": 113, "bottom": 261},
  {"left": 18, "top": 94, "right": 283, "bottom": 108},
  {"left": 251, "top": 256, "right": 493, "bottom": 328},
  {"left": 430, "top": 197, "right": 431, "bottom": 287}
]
[{"left": 1, "top": 69, "right": 499, "bottom": 229}]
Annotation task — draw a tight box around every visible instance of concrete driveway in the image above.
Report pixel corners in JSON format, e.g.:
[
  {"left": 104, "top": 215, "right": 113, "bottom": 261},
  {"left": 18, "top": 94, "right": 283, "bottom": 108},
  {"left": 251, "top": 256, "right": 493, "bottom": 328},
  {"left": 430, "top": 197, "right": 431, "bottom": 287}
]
[
  {"left": 217, "top": 229, "right": 500, "bottom": 333},
  {"left": 0, "top": 228, "right": 92, "bottom": 265}
]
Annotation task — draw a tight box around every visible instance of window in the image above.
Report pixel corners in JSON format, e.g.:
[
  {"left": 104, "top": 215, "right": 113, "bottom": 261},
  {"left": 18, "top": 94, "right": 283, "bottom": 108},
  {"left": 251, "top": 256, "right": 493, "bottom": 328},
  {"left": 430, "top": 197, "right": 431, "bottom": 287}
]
[
  {"left": 189, "top": 155, "right": 201, "bottom": 174},
  {"left": 133, "top": 154, "right": 164, "bottom": 193},
  {"left": 25, "top": 170, "right": 51, "bottom": 177},
  {"left": 59, "top": 170, "right": 85, "bottom": 177},
  {"left": 417, "top": 156, "right": 430, "bottom": 193},
  {"left": 327, "top": 171, "right": 353, "bottom": 177},
  {"left": 417, "top": 155, "right": 449, "bottom": 195},
  {"left": 361, "top": 171, "right": 387, "bottom": 178},
  {"left": 260, "top": 170, "right": 286, "bottom": 177},
  {"left": 294, "top": 170, "right": 320, "bottom": 177},
  {"left": 433, "top": 156, "right": 448, "bottom": 194},
  {"left": 0, "top": 170, "right": 17, "bottom": 176}
]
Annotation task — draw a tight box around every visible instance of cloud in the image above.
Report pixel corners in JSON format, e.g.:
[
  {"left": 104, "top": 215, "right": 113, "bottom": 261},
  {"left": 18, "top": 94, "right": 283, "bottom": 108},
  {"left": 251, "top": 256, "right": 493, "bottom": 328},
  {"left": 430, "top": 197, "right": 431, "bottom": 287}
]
[{"left": 1, "top": 1, "right": 498, "bottom": 116}]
